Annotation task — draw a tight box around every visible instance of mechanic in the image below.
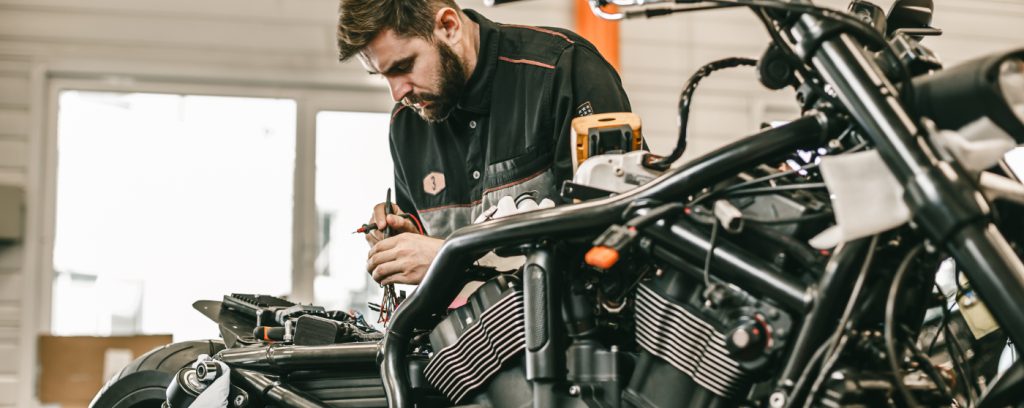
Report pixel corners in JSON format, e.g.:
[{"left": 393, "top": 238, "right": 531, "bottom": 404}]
[{"left": 336, "top": 0, "right": 632, "bottom": 285}]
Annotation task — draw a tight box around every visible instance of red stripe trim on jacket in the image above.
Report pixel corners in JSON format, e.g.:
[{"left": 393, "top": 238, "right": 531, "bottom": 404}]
[
  {"left": 498, "top": 56, "right": 555, "bottom": 70},
  {"left": 391, "top": 105, "right": 408, "bottom": 122}
]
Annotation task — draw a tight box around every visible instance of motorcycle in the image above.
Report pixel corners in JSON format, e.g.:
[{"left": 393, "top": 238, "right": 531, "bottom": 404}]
[{"left": 91, "top": 0, "right": 1024, "bottom": 406}]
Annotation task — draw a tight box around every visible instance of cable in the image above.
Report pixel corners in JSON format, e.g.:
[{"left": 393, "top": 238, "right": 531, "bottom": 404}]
[
  {"left": 711, "top": 0, "right": 888, "bottom": 53},
  {"left": 787, "top": 338, "right": 834, "bottom": 406},
  {"left": 623, "top": 2, "right": 744, "bottom": 19},
  {"left": 905, "top": 326, "right": 955, "bottom": 402},
  {"left": 801, "top": 334, "right": 852, "bottom": 408},
  {"left": 885, "top": 243, "right": 924, "bottom": 408},
  {"left": 690, "top": 163, "right": 823, "bottom": 206},
  {"left": 645, "top": 57, "right": 758, "bottom": 171},
  {"left": 797, "top": 234, "right": 879, "bottom": 408},
  {"left": 721, "top": 182, "right": 828, "bottom": 198},
  {"left": 941, "top": 302, "right": 978, "bottom": 406},
  {"left": 743, "top": 1, "right": 918, "bottom": 121}
]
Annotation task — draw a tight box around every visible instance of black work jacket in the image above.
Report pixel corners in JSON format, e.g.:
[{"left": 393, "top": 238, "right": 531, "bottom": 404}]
[{"left": 389, "top": 9, "right": 632, "bottom": 237}]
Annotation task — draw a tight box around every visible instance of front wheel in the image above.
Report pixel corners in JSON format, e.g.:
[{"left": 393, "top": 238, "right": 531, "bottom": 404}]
[{"left": 89, "top": 340, "right": 225, "bottom": 408}]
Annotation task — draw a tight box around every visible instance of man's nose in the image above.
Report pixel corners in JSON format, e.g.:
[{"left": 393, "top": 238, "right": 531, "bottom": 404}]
[{"left": 387, "top": 77, "right": 412, "bottom": 102}]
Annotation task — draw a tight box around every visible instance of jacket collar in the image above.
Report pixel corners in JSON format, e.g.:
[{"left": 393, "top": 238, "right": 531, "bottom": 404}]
[{"left": 455, "top": 9, "right": 500, "bottom": 114}]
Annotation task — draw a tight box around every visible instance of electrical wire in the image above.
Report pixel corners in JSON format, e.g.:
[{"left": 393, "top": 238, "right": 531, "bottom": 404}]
[
  {"left": 797, "top": 234, "right": 879, "bottom": 408},
  {"left": 905, "top": 326, "right": 955, "bottom": 402},
  {"left": 622, "top": 2, "right": 744, "bottom": 19},
  {"left": 941, "top": 301, "right": 979, "bottom": 406},
  {"left": 885, "top": 243, "right": 924, "bottom": 408},
  {"left": 745, "top": 0, "right": 921, "bottom": 134},
  {"left": 721, "top": 182, "right": 829, "bottom": 198},
  {"left": 787, "top": 337, "right": 834, "bottom": 406},
  {"left": 646, "top": 57, "right": 758, "bottom": 171},
  {"left": 802, "top": 334, "right": 853, "bottom": 408}
]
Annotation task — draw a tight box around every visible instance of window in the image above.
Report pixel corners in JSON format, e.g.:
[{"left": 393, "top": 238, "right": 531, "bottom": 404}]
[
  {"left": 51, "top": 91, "right": 296, "bottom": 341},
  {"left": 312, "top": 111, "right": 394, "bottom": 324}
]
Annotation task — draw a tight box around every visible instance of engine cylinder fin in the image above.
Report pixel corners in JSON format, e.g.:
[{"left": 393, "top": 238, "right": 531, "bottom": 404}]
[
  {"left": 423, "top": 295, "right": 522, "bottom": 391},
  {"left": 634, "top": 284, "right": 754, "bottom": 399},
  {"left": 424, "top": 291, "right": 526, "bottom": 403}
]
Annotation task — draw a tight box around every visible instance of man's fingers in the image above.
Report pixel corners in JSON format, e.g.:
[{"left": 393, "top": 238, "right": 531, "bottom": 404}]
[
  {"left": 369, "top": 236, "right": 400, "bottom": 257},
  {"left": 365, "top": 230, "right": 382, "bottom": 246},
  {"left": 380, "top": 274, "right": 410, "bottom": 286},
  {"left": 386, "top": 214, "right": 417, "bottom": 233},
  {"left": 372, "top": 203, "right": 389, "bottom": 230},
  {"left": 367, "top": 245, "right": 400, "bottom": 273},
  {"left": 371, "top": 259, "right": 405, "bottom": 283}
]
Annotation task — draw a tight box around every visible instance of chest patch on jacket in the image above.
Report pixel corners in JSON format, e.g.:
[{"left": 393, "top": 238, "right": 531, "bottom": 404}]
[
  {"left": 576, "top": 101, "right": 594, "bottom": 117},
  {"left": 423, "top": 172, "right": 446, "bottom": 195}
]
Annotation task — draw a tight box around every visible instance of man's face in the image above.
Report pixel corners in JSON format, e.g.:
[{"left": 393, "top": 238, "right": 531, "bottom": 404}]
[{"left": 362, "top": 29, "right": 467, "bottom": 123}]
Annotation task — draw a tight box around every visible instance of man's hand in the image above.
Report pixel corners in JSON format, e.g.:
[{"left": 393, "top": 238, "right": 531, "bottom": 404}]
[
  {"left": 367, "top": 234, "right": 442, "bottom": 285},
  {"left": 365, "top": 202, "right": 419, "bottom": 246}
]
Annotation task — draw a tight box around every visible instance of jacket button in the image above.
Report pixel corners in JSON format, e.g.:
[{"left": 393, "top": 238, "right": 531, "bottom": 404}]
[
  {"left": 472, "top": 170, "right": 481, "bottom": 180},
  {"left": 469, "top": 120, "right": 477, "bottom": 129}
]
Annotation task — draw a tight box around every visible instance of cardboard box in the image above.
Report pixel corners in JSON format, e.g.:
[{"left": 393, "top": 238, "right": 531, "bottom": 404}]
[{"left": 38, "top": 335, "right": 173, "bottom": 407}]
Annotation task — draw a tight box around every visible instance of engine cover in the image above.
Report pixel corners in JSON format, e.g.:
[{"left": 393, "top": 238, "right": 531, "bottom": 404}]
[
  {"left": 628, "top": 266, "right": 792, "bottom": 405},
  {"left": 424, "top": 275, "right": 525, "bottom": 404},
  {"left": 635, "top": 284, "right": 753, "bottom": 398}
]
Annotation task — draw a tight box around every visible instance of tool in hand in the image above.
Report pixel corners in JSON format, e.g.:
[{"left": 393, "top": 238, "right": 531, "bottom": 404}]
[
  {"left": 353, "top": 213, "right": 413, "bottom": 234},
  {"left": 370, "top": 188, "right": 402, "bottom": 325}
]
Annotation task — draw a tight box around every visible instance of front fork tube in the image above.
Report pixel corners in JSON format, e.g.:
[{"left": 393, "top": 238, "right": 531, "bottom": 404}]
[
  {"left": 524, "top": 246, "right": 566, "bottom": 407},
  {"left": 791, "top": 14, "right": 1024, "bottom": 352}
]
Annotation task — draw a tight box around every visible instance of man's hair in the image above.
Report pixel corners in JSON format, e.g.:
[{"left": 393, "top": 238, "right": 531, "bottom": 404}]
[{"left": 337, "top": 0, "right": 461, "bottom": 62}]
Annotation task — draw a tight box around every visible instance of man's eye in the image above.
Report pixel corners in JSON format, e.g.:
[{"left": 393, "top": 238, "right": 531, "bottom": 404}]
[{"left": 393, "top": 62, "right": 413, "bottom": 74}]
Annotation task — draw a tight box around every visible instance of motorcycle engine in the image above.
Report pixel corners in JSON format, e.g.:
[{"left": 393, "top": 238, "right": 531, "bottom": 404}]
[
  {"left": 623, "top": 266, "right": 793, "bottom": 407},
  {"left": 423, "top": 274, "right": 532, "bottom": 406}
]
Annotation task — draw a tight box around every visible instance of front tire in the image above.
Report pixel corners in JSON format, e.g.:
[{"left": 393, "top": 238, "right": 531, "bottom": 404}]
[{"left": 89, "top": 340, "right": 225, "bottom": 408}]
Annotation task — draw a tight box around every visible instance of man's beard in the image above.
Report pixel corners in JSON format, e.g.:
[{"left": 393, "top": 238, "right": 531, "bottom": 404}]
[{"left": 403, "top": 42, "right": 466, "bottom": 123}]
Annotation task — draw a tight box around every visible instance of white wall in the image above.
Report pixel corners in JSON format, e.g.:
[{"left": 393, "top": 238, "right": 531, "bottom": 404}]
[{"left": 0, "top": 0, "right": 1021, "bottom": 406}]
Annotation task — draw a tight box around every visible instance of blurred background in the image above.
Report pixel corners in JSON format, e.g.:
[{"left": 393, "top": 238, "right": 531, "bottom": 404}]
[{"left": 0, "top": 0, "right": 1020, "bottom": 406}]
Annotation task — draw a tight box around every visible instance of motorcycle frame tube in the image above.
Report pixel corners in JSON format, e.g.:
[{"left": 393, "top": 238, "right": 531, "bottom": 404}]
[
  {"left": 380, "top": 113, "right": 831, "bottom": 407},
  {"left": 791, "top": 13, "right": 1024, "bottom": 351},
  {"left": 774, "top": 238, "right": 870, "bottom": 394},
  {"left": 640, "top": 218, "right": 812, "bottom": 312},
  {"left": 233, "top": 368, "right": 330, "bottom": 408},
  {"left": 217, "top": 342, "right": 378, "bottom": 372},
  {"left": 523, "top": 246, "right": 566, "bottom": 408}
]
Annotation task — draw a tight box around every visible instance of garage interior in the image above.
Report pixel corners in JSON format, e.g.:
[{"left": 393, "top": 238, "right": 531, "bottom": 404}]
[{"left": 0, "top": 0, "right": 1023, "bottom": 407}]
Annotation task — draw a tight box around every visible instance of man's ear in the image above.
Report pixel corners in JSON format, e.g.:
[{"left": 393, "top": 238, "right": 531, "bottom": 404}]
[{"left": 433, "top": 7, "right": 462, "bottom": 46}]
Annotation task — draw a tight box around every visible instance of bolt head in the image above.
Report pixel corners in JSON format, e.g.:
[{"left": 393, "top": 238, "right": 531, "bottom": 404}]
[
  {"left": 233, "top": 395, "right": 246, "bottom": 407},
  {"left": 569, "top": 385, "right": 581, "bottom": 396}
]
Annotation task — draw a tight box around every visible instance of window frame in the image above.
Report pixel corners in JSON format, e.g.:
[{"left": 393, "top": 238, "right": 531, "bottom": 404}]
[{"left": 36, "top": 75, "right": 393, "bottom": 334}]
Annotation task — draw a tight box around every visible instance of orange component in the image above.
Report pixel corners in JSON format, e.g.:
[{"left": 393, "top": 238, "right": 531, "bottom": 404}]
[{"left": 585, "top": 246, "right": 621, "bottom": 269}]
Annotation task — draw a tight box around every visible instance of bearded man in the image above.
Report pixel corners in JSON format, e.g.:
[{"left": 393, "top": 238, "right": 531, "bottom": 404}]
[{"left": 337, "top": 0, "right": 632, "bottom": 285}]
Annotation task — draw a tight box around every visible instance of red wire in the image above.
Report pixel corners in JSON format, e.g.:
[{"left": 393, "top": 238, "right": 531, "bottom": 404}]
[{"left": 408, "top": 213, "right": 425, "bottom": 235}]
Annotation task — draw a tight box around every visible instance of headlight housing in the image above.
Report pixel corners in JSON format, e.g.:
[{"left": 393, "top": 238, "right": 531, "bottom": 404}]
[{"left": 913, "top": 49, "right": 1024, "bottom": 142}]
